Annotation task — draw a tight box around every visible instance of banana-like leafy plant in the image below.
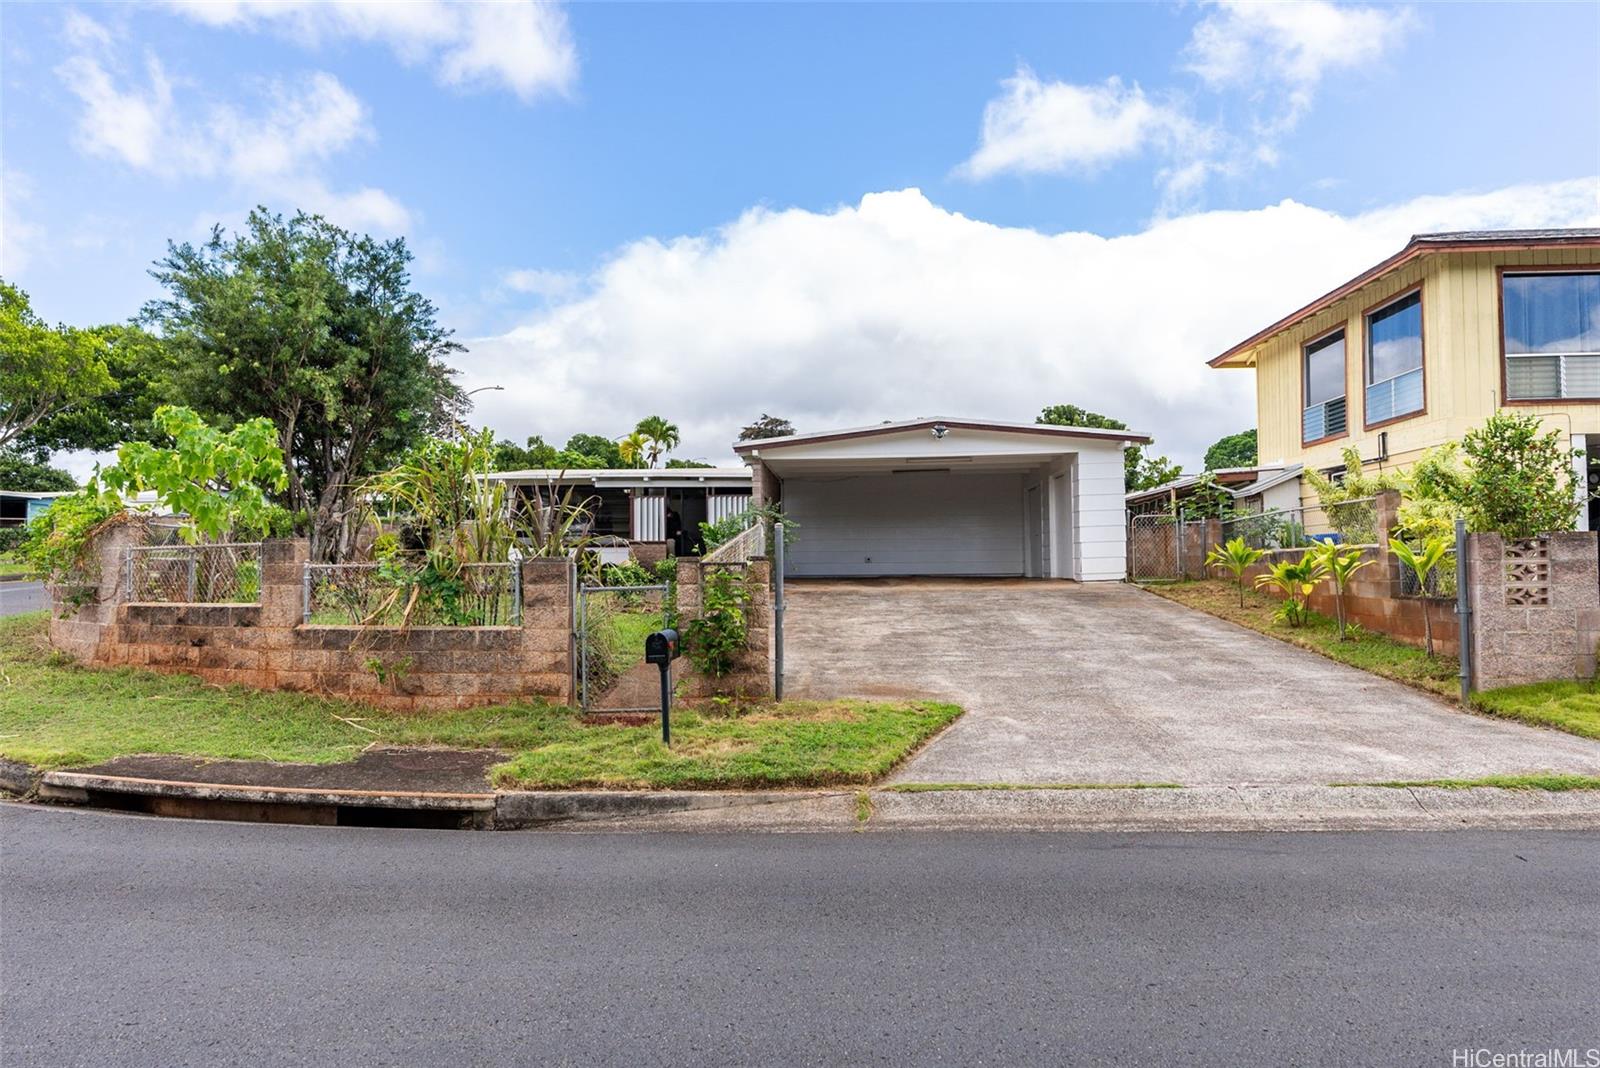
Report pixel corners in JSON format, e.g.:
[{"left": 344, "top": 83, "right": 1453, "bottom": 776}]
[
  {"left": 1205, "top": 537, "right": 1265, "bottom": 607},
  {"left": 1253, "top": 551, "right": 1327, "bottom": 627},
  {"left": 1389, "top": 536, "right": 1451, "bottom": 656},
  {"left": 1309, "top": 541, "right": 1372, "bottom": 641}
]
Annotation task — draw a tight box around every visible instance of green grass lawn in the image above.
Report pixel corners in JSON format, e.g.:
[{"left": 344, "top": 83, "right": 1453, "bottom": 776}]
[
  {"left": 0, "top": 555, "right": 31, "bottom": 578},
  {"left": 1147, "top": 580, "right": 1459, "bottom": 698},
  {"left": 0, "top": 611, "right": 958, "bottom": 788},
  {"left": 1470, "top": 682, "right": 1600, "bottom": 741}
]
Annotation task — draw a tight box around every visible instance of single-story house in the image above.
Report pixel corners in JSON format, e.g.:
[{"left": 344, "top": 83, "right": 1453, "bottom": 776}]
[
  {"left": 0, "top": 489, "right": 71, "bottom": 529},
  {"left": 734, "top": 417, "right": 1148, "bottom": 580},
  {"left": 1124, "top": 464, "right": 1304, "bottom": 519},
  {"left": 490, "top": 467, "right": 752, "bottom": 557}
]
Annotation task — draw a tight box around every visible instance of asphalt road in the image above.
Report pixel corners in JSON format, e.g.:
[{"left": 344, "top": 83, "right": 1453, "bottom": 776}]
[
  {"left": 3, "top": 805, "right": 1597, "bottom": 1067},
  {"left": 0, "top": 580, "right": 46, "bottom": 617}
]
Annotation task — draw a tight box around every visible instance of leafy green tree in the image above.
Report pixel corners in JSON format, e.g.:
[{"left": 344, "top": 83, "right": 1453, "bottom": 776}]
[
  {"left": 0, "top": 281, "right": 113, "bottom": 450},
  {"left": 0, "top": 450, "right": 78, "bottom": 492},
  {"left": 96, "top": 406, "right": 288, "bottom": 543},
  {"left": 21, "top": 325, "right": 172, "bottom": 454},
  {"left": 1036, "top": 403, "right": 1180, "bottom": 492},
  {"left": 143, "top": 208, "right": 464, "bottom": 559},
  {"left": 493, "top": 435, "right": 561, "bottom": 471},
  {"left": 738, "top": 414, "right": 795, "bottom": 441},
  {"left": 635, "top": 415, "right": 680, "bottom": 468},
  {"left": 1203, "top": 429, "right": 1257, "bottom": 471},
  {"left": 666, "top": 458, "right": 714, "bottom": 469},
  {"left": 563, "top": 433, "right": 623, "bottom": 467},
  {"left": 1453, "top": 412, "right": 1579, "bottom": 538}
]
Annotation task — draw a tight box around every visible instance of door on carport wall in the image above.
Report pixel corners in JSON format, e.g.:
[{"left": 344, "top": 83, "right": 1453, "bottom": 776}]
[{"left": 780, "top": 471, "right": 1026, "bottom": 577}]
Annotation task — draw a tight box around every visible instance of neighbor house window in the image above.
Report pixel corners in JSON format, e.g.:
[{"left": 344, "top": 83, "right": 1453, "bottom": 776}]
[
  {"left": 1365, "top": 290, "right": 1424, "bottom": 424},
  {"left": 1303, "top": 329, "right": 1347, "bottom": 444},
  {"left": 1503, "top": 271, "right": 1600, "bottom": 400}
]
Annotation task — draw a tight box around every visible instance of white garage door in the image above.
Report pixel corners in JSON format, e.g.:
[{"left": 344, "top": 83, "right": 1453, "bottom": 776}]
[{"left": 782, "top": 472, "right": 1024, "bottom": 577}]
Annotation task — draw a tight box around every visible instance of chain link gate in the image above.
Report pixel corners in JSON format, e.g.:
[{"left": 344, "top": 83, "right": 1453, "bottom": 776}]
[
  {"left": 575, "top": 581, "right": 671, "bottom": 713},
  {"left": 1127, "top": 513, "right": 1183, "bottom": 581}
]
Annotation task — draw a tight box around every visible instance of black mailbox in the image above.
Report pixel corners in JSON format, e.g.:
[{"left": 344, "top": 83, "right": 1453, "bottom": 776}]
[
  {"left": 645, "top": 628, "right": 681, "bottom": 745},
  {"left": 645, "top": 628, "right": 680, "bottom": 666}
]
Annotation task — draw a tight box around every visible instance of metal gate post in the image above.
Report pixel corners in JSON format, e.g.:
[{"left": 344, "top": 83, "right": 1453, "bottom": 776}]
[
  {"left": 773, "top": 522, "right": 785, "bottom": 700},
  {"left": 576, "top": 583, "right": 588, "bottom": 712},
  {"left": 1175, "top": 508, "right": 1185, "bottom": 579},
  {"left": 1455, "top": 517, "right": 1473, "bottom": 703}
]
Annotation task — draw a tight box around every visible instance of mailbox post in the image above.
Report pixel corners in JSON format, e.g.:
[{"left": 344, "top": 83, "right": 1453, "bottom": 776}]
[{"left": 644, "top": 628, "right": 681, "bottom": 745}]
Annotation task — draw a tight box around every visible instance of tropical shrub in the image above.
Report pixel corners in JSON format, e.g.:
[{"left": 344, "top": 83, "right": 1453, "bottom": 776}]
[
  {"left": 1304, "top": 448, "right": 1404, "bottom": 544},
  {"left": 684, "top": 567, "right": 749, "bottom": 678},
  {"left": 698, "top": 503, "right": 797, "bottom": 554},
  {"left": 1310, "top": 541, "right": 1371, "bottom": 641},
  {"left": 1453, "top": 412, "right": 1579, "bottom": 538},
  {"left": 1205, "top": 537, "right": 1264, "bottom": 607},
  {"left": 1390, "top": 537, "right": 1450, "bottom": 656},
  {"left": 1253, "top": 552, "right": 1327, "bottom": 627}
]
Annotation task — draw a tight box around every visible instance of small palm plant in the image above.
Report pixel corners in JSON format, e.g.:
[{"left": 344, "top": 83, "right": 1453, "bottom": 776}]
[
  {"left": 1253, "top": 551, "right": 1327, "bottom": 627},
  {"left": 1205, "top": 537, "right": 1265, "bottom": 607},
  {"left": 1389, "top": 535, "right": 1451, "bottom": 656},
  {"left": 1310, "top": 541, "right": 1371, "bottom": 641}
]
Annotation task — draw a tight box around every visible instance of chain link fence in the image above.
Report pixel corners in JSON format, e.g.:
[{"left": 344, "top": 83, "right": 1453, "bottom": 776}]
[
  {"left": 303, "top": 561, "right": 521, "bottom": 625},
  {"left": 1398, "top": 548, "right": 1458, "bottom": 599},
  {"left": 1218, "top": 497, "right": 1379, "bottom": 551},
  {"left": 577, "top": 582, "right": 669, "bottom": 712},
  {"left": 126, "top": 543, "right": 263, "bottom": 603}
]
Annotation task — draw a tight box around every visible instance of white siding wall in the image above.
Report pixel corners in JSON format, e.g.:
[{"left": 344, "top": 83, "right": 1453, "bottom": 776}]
[
  {"left": 782, "top": 472, "right": 1025, "bottom": 577},
  {"left": 631, "top": 494, "right": 665, "bottom": 541},
  {"left": 707, "top": 492, "right": 751, "bottom": 524},
  {"left": 1074, "top": 441, "right": 1128, "bottom": 581}
]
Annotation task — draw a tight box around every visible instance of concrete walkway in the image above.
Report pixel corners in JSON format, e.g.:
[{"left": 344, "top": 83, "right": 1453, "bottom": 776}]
[{"left": 782, "top": 579, "right": 1600, "bottom": 786}]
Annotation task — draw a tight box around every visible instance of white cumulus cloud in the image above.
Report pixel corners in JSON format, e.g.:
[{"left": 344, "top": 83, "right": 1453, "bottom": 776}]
[
  {"left": 959, "top": 69, "right": 1195, "bottom": 181},
  {"left": 163, "top": 0, "right": 578, "bottom": 102},
  {"left": 457, "top": 178, "right": 1600, "bottom": 471},
  {"left": 56, "top": 15, "right": 408, "bottom": 233}
]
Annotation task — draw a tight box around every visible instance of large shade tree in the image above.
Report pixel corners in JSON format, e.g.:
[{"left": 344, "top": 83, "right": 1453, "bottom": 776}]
[
  {"left": 143, "top": 209, "right": 464, "bottom": 559},
  {"left": 0, "top": 281, "right": 113, "bottom": 451},
  {"left": 1203, "top": 429, "right": 1257, "bottom": 471},
  {"left": 1036, "top": 403, "right": 1181, "bottom": 492}
]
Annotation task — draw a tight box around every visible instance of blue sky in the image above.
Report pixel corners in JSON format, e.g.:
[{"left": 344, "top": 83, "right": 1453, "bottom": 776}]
[{"left": 4, "top": 1, "right": 1598, "bottom": 471}]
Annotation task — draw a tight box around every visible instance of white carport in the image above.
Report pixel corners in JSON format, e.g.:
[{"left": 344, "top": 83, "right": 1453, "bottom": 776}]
[{"left": 734, "top": 418, "right": 1149, "bottom": 581}]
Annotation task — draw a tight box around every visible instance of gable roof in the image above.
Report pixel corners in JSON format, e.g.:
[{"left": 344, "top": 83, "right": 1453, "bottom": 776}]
[
  {"left": 1209, "top": 228, "right": 1600, "bottom": 369},
  {"left": 732, "top": 416, "right": 1152, "bottom": 454}
]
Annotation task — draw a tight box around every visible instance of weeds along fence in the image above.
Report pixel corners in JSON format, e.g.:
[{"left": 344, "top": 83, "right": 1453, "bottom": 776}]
[
  {"left": 302, "top": 561, "right": 522, "bottom": 625},
  {"left": 126, "top": 543, "right": 263, "bottom": 603}
]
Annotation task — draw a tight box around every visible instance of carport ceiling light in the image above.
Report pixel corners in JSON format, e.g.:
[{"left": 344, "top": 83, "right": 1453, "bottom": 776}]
[{"left": 903, "top": 456, "right": 971, "bottom": 463}]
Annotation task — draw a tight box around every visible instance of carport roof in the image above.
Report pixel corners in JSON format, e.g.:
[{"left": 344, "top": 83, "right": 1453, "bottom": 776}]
[{"left": 731, "top": 417, "right": 1151, "bottom": 454}]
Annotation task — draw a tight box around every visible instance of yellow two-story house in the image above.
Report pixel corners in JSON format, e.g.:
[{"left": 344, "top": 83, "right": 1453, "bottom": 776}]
[{"left": 1210, "top": 228, "right": 1600, "bottom": 529}]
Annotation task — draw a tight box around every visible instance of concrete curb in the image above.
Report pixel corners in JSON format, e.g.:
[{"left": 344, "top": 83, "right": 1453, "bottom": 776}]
[
  {"left": 861, "top": 784, "right": 1600, "bottom": 833},
  {"left": 37, "top": 770, "right": 497, "bottom": 827},
  {"left": 493, "top": 789, "right": 847, "bottom": 829},
  {"left": 0, "top": 758, "right": 42, "bottom": 797}
]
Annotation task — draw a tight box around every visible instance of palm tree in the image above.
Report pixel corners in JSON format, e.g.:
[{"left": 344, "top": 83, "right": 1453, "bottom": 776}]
[
  {"left": 617, "top": 431, "right": 649, "bottom": 469},
  {"left": 1204, "top": 537, "right": 1265, "bottom": 607},
  {"left": 1310, "top": 540, "right": 1372, "bottom": 641},
  {"left": 1390, "top": 536, "right": 1451, "bottom": 656},
  {"left": 635, "top": 415, "right": 680, "bottom": 468}
]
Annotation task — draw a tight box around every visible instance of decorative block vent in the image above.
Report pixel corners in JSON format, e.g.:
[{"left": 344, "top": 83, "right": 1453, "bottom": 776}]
[{"left": 1503, "top": 538, "right": 1551, "bottom": 607}]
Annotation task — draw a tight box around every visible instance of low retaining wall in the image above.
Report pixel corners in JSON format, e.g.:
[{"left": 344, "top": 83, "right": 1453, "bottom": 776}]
[
  {"left": 51, "top": 534, "right": 575, "bottom": 711},
  {"left": 1239, "top": 545, "right": 1459, "bottom": 657},
  {"left": 1466, "top": 532, "right": 1600, "bottom": 690}
]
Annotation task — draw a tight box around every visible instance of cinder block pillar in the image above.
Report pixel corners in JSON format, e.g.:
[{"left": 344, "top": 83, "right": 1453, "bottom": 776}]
[
  {"left": 521, "top": 556, "right": 575, "bottom": 705},
  {"left": 259, "top": 539, "right": 310, "bottom": 630}
]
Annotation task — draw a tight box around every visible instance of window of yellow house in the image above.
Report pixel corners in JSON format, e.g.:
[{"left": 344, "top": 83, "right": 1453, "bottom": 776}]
[
  {"left": 1503, "top": 271, "right": 1600, "bottom": 401},
  {"left": 1302, "top": 328, "right": 1347, "bottom": 444},
  {"left": 1364, "top": 289, "right": 1424, "bottom": 426}
]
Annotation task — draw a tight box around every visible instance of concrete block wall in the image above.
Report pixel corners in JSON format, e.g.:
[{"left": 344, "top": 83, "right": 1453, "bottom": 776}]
[
  {"left": 49, "top": 537, "right": 576, "bottom": 712},
  {"left": 1467, "top": 532, "right": 1600, "bottom": 690}
]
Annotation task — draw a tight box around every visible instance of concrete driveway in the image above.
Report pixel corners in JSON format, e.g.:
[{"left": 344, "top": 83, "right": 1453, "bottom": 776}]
[{"left": 783, "top": 579, "right": 1600, "bottom": 786}]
